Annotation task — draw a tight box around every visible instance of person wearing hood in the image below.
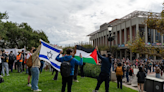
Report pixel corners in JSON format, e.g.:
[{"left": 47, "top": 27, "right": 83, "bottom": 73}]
[
  {"left": 56, "top": 48, "right": 83, "bottom": 92},
  {"left": 93, "top": 46, "right": 111, "bottom": 92}
]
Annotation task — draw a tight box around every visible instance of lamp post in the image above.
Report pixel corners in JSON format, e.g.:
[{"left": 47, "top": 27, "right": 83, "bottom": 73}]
[{"left": 107, "top": 25, "right": 114, "bottom": 53}]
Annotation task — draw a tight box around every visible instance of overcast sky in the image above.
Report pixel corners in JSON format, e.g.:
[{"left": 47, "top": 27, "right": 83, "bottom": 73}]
[{"left": 0, "top": 0, "right": 163, "bottom": 46}]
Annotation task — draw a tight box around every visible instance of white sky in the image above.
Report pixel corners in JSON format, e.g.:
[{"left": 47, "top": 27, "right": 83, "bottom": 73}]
[{"left": 0, "top": 0, "right": 163, "bottom": 47}]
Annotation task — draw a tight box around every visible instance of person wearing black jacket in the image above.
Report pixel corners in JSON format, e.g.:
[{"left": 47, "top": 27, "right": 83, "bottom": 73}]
[
  {"left": 93, "top": 46, "right": 111, "bottom": 92},
  {"left": 9, "top": 51, "right": 15, "bottom": 72},
  {"left": 137, "top": 67, "right": 146, "bottom": 92}
]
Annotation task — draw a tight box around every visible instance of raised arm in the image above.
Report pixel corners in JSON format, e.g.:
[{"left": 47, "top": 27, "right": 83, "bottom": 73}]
[
  {"left": 96, "top": 46, "right": 105, "bottom": 60},
  {"left": 32, "top": 45, "right": 41, "bottom": 57},
  {"left": 56, "top": 50, "right": 63, "bottom": 62},
  {"left": 75, "top": 53, "right": 83, "bottom": 65}
]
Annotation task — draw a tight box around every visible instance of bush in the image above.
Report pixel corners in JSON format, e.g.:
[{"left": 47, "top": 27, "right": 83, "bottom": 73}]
[{"left": 78, "top": 63, "right": 101, "bottom": 78}]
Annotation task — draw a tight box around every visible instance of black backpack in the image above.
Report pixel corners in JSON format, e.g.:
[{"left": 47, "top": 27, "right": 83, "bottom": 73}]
[
  {"left": 60, "top": 57, "right": 73, "bottom": 77},
  {"left": 0, "top": 78, "right": 4, "bottom": 83}
]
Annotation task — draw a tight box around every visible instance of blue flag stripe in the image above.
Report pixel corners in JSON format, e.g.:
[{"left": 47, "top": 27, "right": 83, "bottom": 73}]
[
  {"left": 41, "top": 41, "right": 60, "bottom": 53},
  {"left": 39, "top": 54, "right": 60, "bottom": 69}
]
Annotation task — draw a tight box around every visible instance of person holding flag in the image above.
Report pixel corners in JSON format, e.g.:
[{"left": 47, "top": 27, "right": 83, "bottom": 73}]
[
  {"left": 93, "top": 46, "right": 111, "bottom": 92},
  {"left": 56, "top": 48, "right": 83, "bottom": 92}
]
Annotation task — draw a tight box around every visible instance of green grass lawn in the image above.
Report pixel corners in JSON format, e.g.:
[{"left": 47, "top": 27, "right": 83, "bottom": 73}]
[{"left": 0, "top": 70, "right": 137, "bottom": 92}]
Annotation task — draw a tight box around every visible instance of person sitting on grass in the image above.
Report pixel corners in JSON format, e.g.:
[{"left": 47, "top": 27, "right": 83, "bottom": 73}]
[
  {"left": 56, "top": 48, "right": 83, "bottom": 92},
  {"left": 93, "top": 46, "right": 111, "bottom": 92}
]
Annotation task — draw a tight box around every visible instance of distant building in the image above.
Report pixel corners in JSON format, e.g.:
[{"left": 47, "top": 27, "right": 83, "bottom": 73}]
[{"left": 87, "top": 11, "right": 164, "bottom": 61}]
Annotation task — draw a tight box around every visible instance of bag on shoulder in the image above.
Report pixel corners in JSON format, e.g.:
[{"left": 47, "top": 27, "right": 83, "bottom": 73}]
[
  {"left": 116, "top": 67, "right": 123, "bottom": 76},
  {"left": 26, "top": 56, "right": 33, "bottom": 67},
  {"left": 60, "top": 57, "right": 73, "bottom": 77}
]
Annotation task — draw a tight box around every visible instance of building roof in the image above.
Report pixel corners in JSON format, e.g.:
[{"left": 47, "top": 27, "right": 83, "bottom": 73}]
[
  {"left": 87, "top": 29, "right": 100, "bottom": 36},
  {"left": 87, "top": 10, "right": 160, "bottom": 36}
]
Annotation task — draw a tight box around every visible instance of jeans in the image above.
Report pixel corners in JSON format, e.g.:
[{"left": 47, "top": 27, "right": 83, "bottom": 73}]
[
  {"left": 0, "top": 63, "right": 2, "bottom": 75},
  {"left": 149, "top": 66, "right": 151, "bottom": 73},
  {"left": 126, "top": 71, "right": 129, "bottom": 82},
  {"left": 17, "top": 62, "right": 22, "bottom": 73},
  {"left": 73, "top": 65, "right": 78, "bottom": 80},
  {"left": 156, "top": 73, "right": 160, "bottom": 78},
  {"left": 80, "top": 65, "right": 84, "bottom": 77},
  {"left": 2, "top": 62, "right": 9, "bottom": 76},
  {"left": 22, "top": 61, "right": 25, "bottom": 71},
  {"left": 117, "top": 76, "right": 122, "bottom": 89},
  {"left": 52, "top": 68, "right": 58, "bottom": 80},
  {"left": 15, "top": 62, "right": 17, "bottom": 70},
  {"left": 112, "top": 64, "right": 114, "bottom": 71},
  {"left": 95, "top": 72, "right": 110, "bottom": 92},
  {"left": 39, "top": 60, "right": 44, "bottom": 73},
  {"left": 153, "top": 67, "right": 154, "bottom": 72},
  {"left": 62, "top": 76, "right": 73, "bottom": 92},
  {"left": 9, "top": 63, "right": 13, "bottom": 72},
  {"left": 31, "top": 67, "right": 39, "bottom": 90}
]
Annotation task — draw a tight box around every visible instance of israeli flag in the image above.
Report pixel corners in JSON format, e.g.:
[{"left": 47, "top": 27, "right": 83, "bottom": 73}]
[{"left": 39, "top": 40, "right": 62, "bottom": 71}]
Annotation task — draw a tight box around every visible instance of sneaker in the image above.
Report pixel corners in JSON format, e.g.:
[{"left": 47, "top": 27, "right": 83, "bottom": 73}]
[
  {"left": 74, "top": 80, "right": 79, "bottom": 82},
  {"left": 0, "top": 75, "right": 3, "bottom": 78},
  {"left": 7, "top": 74, "right": 10, "bottom": 76},
  {"left": 33, "top": 89, "right": 42, "bottom": 91},
  {"left": 27, "top": 84, "right": 32, "bottom": 87}
]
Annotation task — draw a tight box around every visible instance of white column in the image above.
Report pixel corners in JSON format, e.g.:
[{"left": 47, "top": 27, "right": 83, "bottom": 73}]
[
  {"left": 130, "top": 26, "right": 132, "bottom": 42},
  {"left": 154, "top": 56, "right": 156, "bottom": 60},
  {"left": 120, "top": 30, "right": 122, "bottom": 45},
  {"left": 124, "top": 28, "right": 127, "bottom": 44},
  {"left": 161, "top": 34, "right": 163, "bottom": 44},
  {"left": 146, "top": 54, "right": 148, "bottom": 58},
  {"left": 116, "top": 32, "right": 118, "bottom": 45},
  {"left": 130, "top": 50, "right": 132, "bottom": 61},
  {"left": 137, "top": 53, "right": 139, "bottom": 59},
  {"left": 136, "top": 24, "right": 139, "bottom": 37},
  {"left": 145, "top": 25, "right": 148, "bottom": 43},
  {"left": 106, "top": 35, "right": 108, "bottom": 46},
  {"left": 153, "top": 29, "right": 155, "bottom": 43}
]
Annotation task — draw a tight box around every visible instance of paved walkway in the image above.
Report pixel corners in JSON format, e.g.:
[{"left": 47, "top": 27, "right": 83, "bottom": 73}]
[{"left": 117, "top": 71, "right": 163, "bottom": 92}]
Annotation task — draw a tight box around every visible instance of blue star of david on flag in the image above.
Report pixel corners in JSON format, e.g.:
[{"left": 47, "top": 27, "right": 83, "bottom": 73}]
[
  {"left": 39, "top": 39, "right": 62, "bottom": 71},
  {"left": 47, "top": 51, "right": 53, "bottom": 60}
]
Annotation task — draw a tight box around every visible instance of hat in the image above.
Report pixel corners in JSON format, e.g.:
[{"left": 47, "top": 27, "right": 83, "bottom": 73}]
[{"left": 18, "top": 51, "right": 21, "bottom": 53}]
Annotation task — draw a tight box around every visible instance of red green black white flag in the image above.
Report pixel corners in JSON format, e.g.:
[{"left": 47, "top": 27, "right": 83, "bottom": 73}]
[{"left": 74, "top": 45, "right": 98, "bottom": 65}]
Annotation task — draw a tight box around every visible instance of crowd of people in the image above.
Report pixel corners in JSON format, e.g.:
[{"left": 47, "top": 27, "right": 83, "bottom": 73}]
[
  {"left": 112, "top": 57, "right": 164, "bottom": 92},
  {"left": 1, "top": 43, "right": 164, "bottom": 92}
]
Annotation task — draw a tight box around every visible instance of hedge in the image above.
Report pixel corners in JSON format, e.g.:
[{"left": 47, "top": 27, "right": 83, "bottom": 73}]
[{"left": 78, "top": 63, "right": 101, "bottom": 78}]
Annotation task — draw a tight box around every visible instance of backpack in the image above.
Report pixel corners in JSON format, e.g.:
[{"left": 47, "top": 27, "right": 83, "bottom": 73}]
[
  {"left": 116, "top": 67, "right": 123, "bottom": 76},
  {"left": 129, "top": 69, "right": 133, "bottom": 76},
  {"left": 9, "top": 54, "right": 15, "bottom": 61},
  {"left": 60, "top": 57, "right": 73, "bottom": 77},
  {"left": 0, "top": 78, "right": 4, "bottom": 83},
  {"left": 126, "top": 65, "right": 130, "bottom": 72},
  {"left": 26, "top": 56, "right": 33, "bottom": 67}
]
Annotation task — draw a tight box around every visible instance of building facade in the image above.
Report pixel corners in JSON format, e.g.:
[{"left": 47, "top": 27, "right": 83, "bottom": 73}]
[{"left": 88, "top": 11, "right": 164, "bottom": 61}]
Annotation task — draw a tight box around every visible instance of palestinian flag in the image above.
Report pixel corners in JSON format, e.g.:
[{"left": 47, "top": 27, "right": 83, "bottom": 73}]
[{"left": 74, "top": 45, "right": 98, "bottom": 65}]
